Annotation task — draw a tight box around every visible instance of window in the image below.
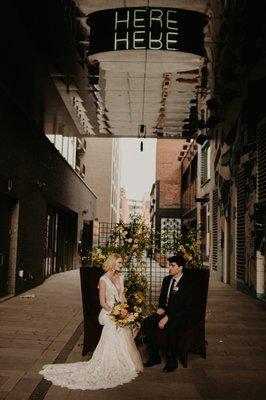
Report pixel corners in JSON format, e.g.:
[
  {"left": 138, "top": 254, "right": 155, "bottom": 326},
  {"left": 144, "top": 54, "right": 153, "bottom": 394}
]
[
  {"left": 46, "top": 134, "right": 77, "bottom": 170},
  {"left": 68, "top": 137, "right": 75, "bottom": 168},
  {"left": 54, "top": 134, "right": 63, "bottom": 153},
  {"left": 201, "top": 142, "right": 210, "bottom": 185},
  {"left": 62, "top": 136, "right": 69, "bottom": 159},
  {"left": 191, "top": 155, "right": 198, "bottom": 182},
  {"left": 46, "top": 134, "right": 55, "bottom": 144}
]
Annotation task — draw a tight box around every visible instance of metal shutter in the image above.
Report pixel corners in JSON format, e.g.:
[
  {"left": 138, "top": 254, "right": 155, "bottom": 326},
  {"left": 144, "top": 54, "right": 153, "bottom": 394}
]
[
  {"left": 257, "top": 118, "right": 266, "bottom": 203},
  {"left": 212, "top": 188, "right": 218, "bottom": 270},
  {"left": 236, "top": 169, "right": 246, "bottom": 280}
]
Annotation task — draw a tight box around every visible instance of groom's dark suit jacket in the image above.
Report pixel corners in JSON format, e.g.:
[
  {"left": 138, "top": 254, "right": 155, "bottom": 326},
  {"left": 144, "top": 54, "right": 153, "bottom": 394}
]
[{"left": 158, "top": 273, "right": 194, "bottom": 328}]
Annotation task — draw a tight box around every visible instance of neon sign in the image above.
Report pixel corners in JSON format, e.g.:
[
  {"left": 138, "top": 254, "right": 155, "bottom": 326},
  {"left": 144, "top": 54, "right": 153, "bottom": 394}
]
[{"left": 87, "top": 7, "right": 207, "bottom": 56}]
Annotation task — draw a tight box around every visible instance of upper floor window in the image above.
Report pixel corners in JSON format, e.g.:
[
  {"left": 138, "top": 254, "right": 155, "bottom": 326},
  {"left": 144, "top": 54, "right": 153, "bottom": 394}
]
[{"left": 201, "top": 142, "right": 211, "bottom": 185}]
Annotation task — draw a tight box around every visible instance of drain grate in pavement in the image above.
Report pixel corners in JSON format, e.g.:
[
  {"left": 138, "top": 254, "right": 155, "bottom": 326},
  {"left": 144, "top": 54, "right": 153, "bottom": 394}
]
[{"left": 28, "top": 321, "right": 84, "bottom": 400}]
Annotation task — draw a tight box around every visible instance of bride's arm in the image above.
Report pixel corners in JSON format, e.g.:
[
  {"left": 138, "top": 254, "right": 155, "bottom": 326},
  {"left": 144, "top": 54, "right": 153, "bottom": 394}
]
[{"left": 99, "top": 280, "right": 112, "bottom": 312}]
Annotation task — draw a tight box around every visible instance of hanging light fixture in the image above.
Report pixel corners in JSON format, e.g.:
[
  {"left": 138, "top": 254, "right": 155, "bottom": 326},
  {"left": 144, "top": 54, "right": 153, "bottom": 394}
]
[
  {"left": 138, "top": 0, "right": 149, "bottom": 152},
  {"left": 138, "top": 124, "right": 146, "bottom": 152}
]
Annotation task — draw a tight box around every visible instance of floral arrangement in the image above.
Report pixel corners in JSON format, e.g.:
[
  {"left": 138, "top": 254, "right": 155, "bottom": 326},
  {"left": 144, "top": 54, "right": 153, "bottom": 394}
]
[
  {"left": 81, "top": 216, "right": 152, "bottom": 268},
  {"left": 108, "top": 216, "right": 152, "bottom": 265},
  {"left": 81, "top": 217, "right": 150, "bottom": 329},
  {"left": 161, "top": 223, "right": 203, "bottom": 268},
  {"left": 109, "top": 269, "right": 148, "bottom": 329},
  {"left": 81, "top": 246, "right": 108, "bottom": 267},
  {"left": 109, "top": 300, "right": 142, "bottom": 329},
  {"left": 124, "top": 269, "right": 148, "bottom": 308}
]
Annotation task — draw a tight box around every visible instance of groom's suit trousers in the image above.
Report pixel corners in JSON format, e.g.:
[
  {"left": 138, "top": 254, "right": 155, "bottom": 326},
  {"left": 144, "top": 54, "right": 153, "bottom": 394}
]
[
  {"left": 143, "top": 313, "right": 161, "bottom": 359},
  {"left": 143, "top": 313, "right": 187, "bottom": 361},
  {"left": 143, "top": 274, "right": 194, "bottom": 363}
]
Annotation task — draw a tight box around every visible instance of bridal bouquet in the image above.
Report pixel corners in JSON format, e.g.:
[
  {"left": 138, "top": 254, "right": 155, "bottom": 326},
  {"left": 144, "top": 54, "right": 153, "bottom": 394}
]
[{"left": 109, "top": 300, "right": 142, "bottom": 329}]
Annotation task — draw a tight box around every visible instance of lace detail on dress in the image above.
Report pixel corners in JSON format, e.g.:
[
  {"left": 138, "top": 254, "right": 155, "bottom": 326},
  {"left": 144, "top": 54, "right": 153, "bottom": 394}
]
[{"left": 39, "top": 274, "right": 143, "bottom": 390}]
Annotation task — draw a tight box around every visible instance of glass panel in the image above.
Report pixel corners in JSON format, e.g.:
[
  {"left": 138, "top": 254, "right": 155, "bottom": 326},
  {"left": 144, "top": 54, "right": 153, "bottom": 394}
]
[
  {"left": 46, "top": 134, "right": 55, "bottom": 144},
  {"left": 62, "top": 136, "right": 68, "bottom": 159},
  {"left": 54, "top": 134, "right": 63, "bottom": 153},
  {"left": 68, "top": 137, "right": 74, "bottom": 167}
]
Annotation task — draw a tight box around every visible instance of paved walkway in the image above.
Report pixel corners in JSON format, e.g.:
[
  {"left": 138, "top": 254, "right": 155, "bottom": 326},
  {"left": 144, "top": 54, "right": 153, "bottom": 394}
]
[{"left": 0, "top": 270, "right": 265, "bottom": 400}]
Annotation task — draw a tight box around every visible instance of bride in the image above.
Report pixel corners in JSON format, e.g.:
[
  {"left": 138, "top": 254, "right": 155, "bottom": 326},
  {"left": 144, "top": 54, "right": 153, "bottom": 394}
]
[{"left": 39, "top": 253, "right": 143, "bottom": 390}]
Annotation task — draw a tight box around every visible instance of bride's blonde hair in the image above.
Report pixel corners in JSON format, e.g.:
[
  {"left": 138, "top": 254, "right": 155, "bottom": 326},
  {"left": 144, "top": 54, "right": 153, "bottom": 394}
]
[{"left": 102, "top": 253, "right": 123, "bottom": 272}]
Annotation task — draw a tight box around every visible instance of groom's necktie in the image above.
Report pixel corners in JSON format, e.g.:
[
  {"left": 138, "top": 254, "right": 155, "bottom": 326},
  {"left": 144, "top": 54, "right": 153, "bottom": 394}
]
[{"left": 166, "top": 278, "right": 176, "bottom": 306}]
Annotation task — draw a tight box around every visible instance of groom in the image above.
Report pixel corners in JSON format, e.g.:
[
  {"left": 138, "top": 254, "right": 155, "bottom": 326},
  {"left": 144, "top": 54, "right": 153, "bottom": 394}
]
[{"left": 143, "top": 254, "right": 194, "bottom": 372}]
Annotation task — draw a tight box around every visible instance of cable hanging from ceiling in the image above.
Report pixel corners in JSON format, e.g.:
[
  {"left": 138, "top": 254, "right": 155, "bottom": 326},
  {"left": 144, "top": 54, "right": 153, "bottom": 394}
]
[{"left": 138, "top": 0, "right": 150, "bottom": 152}]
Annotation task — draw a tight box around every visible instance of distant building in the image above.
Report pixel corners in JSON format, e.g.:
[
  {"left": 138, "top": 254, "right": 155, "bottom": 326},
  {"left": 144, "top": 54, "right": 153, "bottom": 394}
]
[
  {"left": 151, "top": 139, "right": 186, "bottom": 237},
  {"left": 84, "top": 138, "right": 121, "bottom": 223},
  {"left": 120, "top": 188, "right": 130, "bottom": 223},
  {"left": 128, "top": 199, "right": 143, "bottom": 218},
  {"left": 142, "top": 193, "right": 151, "bottom": 228}
]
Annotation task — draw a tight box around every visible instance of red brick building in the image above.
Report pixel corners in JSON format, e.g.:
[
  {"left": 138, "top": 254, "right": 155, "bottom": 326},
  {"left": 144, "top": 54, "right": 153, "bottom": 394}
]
[{"left": 150, "top": 140, "right": 186, "bottom": 239}]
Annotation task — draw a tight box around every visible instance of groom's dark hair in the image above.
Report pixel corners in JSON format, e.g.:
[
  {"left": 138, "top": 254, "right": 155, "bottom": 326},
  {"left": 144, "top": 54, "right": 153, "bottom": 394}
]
[{"left": 168, "top": 254, "right": 186, "bottom": 267}]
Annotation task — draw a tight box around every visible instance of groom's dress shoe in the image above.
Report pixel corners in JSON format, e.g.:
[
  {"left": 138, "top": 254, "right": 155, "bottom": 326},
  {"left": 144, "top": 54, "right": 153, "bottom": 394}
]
[
  {"left": 163, "top": 362, "right": 177, "bottom": 373},
  {"left": 144, "top": 357, "right": 161, "bottom": 367}
]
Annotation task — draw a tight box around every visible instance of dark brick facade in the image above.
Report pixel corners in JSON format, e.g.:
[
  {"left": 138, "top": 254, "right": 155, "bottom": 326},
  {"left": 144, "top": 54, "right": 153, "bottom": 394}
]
[
  {"left": 0, "top": 92, "right": 96, "bottom": 294},
  {"left": 0, "top": 0, "right": 98, "bottom": 296}
]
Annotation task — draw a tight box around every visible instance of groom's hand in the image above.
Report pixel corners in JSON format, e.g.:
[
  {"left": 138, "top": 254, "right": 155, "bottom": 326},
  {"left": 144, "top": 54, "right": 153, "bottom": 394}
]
[
  {"left": 156, "top": 308, "right": 165, "bottom": 316},
  {"left": 158, "top": 315, "right": 169, "bottom": 330}
]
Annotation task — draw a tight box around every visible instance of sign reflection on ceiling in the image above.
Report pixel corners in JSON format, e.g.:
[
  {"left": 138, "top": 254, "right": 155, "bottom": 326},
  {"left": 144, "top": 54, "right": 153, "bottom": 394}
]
[{"left": 87, "top": 8, "right": 207, "bottom": 56}]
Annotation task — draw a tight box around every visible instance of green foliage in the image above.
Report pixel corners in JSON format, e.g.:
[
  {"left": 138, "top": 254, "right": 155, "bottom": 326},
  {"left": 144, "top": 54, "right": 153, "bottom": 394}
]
[
  {"left": 124, "top": 269, "right": 148, "bottom": 309},
  {"left": 124, "top": 268, "right": 148, "bottom": 324},
  {"left": 161, "top": 223, "right": 203, "bottom": 268}
]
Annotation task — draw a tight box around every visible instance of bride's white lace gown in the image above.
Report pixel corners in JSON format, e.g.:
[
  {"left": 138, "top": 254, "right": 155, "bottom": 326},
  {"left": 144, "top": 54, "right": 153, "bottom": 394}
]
[{"left": 39, "top": 274, "right": 143, "bottom": 390}]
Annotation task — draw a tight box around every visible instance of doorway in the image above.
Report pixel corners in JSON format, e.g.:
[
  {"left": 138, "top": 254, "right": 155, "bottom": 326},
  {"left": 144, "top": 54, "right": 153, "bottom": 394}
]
[
  {"left": 44, "top": 205, "right": 77, "bottom": 278},
  {"left": 0, "top": 193, "right": 17, "bottom": 298}
]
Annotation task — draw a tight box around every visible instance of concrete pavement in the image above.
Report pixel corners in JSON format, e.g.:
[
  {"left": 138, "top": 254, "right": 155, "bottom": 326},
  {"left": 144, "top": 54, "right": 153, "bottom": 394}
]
[{"left": 0, "top": 269, "right": 265, "bottom": 400}]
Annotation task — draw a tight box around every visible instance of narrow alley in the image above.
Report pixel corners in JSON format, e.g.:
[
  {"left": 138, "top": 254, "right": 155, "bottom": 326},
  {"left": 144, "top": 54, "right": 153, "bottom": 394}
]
[{"left": 0, "top": 270, "right": 265, "bottom": 400}]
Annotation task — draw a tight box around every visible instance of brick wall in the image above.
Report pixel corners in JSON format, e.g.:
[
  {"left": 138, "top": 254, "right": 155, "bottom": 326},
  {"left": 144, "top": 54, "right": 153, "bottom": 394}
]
[{"left": 156, "top": 140, "right": 184, "bottom": 208}]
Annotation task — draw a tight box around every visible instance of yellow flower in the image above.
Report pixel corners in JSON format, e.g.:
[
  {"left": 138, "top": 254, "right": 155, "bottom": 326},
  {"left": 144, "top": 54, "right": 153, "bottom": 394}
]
[{"left": 120, "top": 309, "right": 128, "bottom": 318}]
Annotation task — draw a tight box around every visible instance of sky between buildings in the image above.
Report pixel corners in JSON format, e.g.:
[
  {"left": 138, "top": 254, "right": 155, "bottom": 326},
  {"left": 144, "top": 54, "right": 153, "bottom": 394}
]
[{"left": 120, "top": 138, "right": 156, "bottom": 201}]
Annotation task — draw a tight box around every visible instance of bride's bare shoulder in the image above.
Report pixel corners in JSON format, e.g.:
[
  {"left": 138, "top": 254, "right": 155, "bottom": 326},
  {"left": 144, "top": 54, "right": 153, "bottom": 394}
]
[{"left": 98, "top": 275, "right": 107, "bottom": 287}]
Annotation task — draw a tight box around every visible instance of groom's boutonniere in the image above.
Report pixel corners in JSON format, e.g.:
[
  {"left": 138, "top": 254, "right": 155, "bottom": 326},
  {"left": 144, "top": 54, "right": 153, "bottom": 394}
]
[{"left": 172, "top": 285, "right": 179, "bottom": 292}]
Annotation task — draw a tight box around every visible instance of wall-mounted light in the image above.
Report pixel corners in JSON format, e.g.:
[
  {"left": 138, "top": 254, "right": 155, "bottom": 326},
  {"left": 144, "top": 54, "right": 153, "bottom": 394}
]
[
  {"left": 8, "top": 179, "right": 13, "bottom": 191},
  {"left": 195, "top": 133, "right": 210, "bottom": 145}
]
